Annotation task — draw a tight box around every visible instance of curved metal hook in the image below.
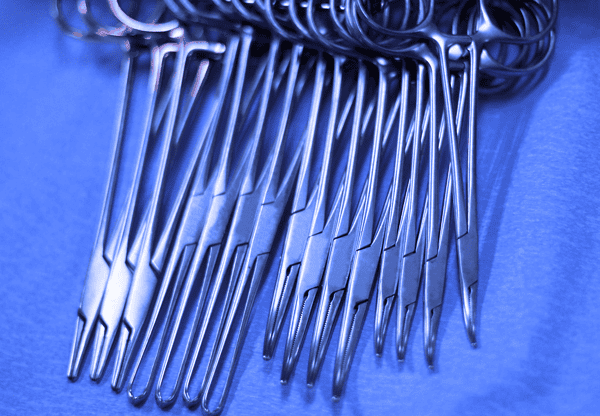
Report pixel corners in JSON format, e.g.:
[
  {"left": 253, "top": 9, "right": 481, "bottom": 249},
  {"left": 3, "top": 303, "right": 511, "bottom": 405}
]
[{"left": 107, "top": 0, "right": 179, "bottom": 33}]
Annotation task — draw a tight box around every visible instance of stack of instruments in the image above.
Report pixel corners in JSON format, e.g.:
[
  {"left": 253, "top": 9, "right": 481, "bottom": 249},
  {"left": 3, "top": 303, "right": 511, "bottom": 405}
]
[{"left": 56, "top": 0, "right": 557, "bottom": 414}]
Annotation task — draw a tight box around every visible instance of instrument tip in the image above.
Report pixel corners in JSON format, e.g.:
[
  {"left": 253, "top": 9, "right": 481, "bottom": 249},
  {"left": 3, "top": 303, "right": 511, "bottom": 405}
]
[
  {"left": 263, "top": 330, "right": 277, "bottom": 361},
  {"left": 67, "top": 314, "right": 89, "bottom": 381},
  {"left": 468, "top": 322, "right": 477, "bottom": 347},
  {"left": 90, "top": 321, "right": 110, "bottom": 381},
  {"left": 111, "top": 321, "right": 133, "bottom": 393},
  {"left": 280, "top": 357, "right": 294, "bottom": 385}
]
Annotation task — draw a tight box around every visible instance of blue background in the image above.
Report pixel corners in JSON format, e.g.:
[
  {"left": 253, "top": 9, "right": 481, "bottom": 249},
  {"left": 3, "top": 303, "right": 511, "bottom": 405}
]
[{"left": 1, "top": 2, "right": 599, "bottom": 415}]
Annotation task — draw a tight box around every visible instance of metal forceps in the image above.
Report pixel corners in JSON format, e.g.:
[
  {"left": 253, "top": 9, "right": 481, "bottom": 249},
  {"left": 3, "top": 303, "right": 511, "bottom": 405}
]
[
  {"left": 188, "top": 42, "right": 307, "bottom": 415},
  {"left": 373, "top": 59, "right": 414, "bottom": 356},
  {"left": 262, "top": 50, "right": 328, "bottom": 360},
  {"left": 260, "top": 0, "right": 337, "bottom": 362},
  {"left": 373, "top": 53, "right": 460, "bottom": 363},
  {"left": 413, "top": 0, "right": 557, "bottom": 363},
  {"left": 110, "top": 37, "right": 231, "bottom": 392},
  {"left": 86, "top": 40, "right": 175, "bottom": 380},
  {"left": 277, "top": 57, "right": 361, "bottom": 384},
  {"left": 352, "top": 0, "right": 556, "bottom": 355},
  {"left": 278, "top": 60, "right": 371, "bottom": 385},
  {"left": 263, "top": 53, "right": 355, "bottom": 362},
  {"left": 60, "top": 0, "right": 155, "bottom": 380},
  {"left": 420, "top": 0, "right": 556, "bottom": 363},
  {"left": 340, "top": 3, "right": 430, "bottom": 364},
  {"left": 61, "top": 0, "right": 196, "bottom": 380},
  {"left": 62, "top": 0, "right": 227, "bottom": 388},
  {"left": 148, "top": 34, "right": 292, "bottom": 408},
  {"left": 348, "top": 0, "right": 475, "bottom": 348},
  {"left": 262, "top": 0, "right": 370, "bottom": 363},
  {"left": 348, "top": 3, "right": 473, "bottom": 365},
  {"left": 449, "top": 0, "right": 557, "bottom": 344},
  {"left": 348, "top": 0, "right": 554, "bottom": 367},
  {"left": 90, "top": 34, "right": 226, "bottom": 380},
  {"left": 279, "top": 56, "right": 390, "bottom": 385},
  {"left": 146, "top": 28, "right": 312, "bottom": 408},
  {"left": 383, "top": 72, "right": 442, "bottom": 364},
  {"left": 330, "top": 57, "right": 398, "bottom": 398},
  {"left": 122, "top": 33, "right": 239, "bottom": 403},
  {"left": 127, "top": 27, "right": 261, "bottom": 406},
  {"left": 272, "top": 6, "right": 404, "bottom": 389},
  {"left": 301, "top": 60, "right": 373, "bottom": 386},
  {"left": 422, "top": 64, "right": 469, "bottom": 366},
  {"left": 387, "top": 78, "right": 433, "bottom": 361}
]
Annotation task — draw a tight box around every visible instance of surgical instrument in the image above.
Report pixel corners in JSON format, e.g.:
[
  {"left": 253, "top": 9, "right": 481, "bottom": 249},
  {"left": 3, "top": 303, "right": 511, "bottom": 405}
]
[
  {"left": 329, "top": 57, "right": 394, "bottom": 398},
  {"left": 152, "top": 35, "right": 287, "bottom": 408},
  {"left": 90, "top": 36, "right": 226, "bottom": 380},
  {"left": 188, "top": 42, "right": 307, "bottom": 415},
  {"left": 111, "top": 37, "right": 232, "bottom": 392},
  {"left": 301, "top": 60, "right": 372, "bottom": 386},
  {"left": 59, "top": 0, "right": 559, "bottom": 410},
  {"left": 129, "top": 28, "right": 260, "bottom": 406}
]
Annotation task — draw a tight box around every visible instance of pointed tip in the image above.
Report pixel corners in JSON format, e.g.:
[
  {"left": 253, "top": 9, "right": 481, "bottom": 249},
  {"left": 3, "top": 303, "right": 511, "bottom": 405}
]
[
  {"left": 425, "top": 348, "right": 435, "bottom": 369},
  {"left": 281, "top": 288, "right": 318, "bottom": 383},
  {"left": 333, "top": 342, "right": 350, "bottom": 398},
  {"left": 333, "top": 302, "right": 369, "bottom": 404},
  {"left": 307, "top": 290, "right": 344, "bottom": 384},
  {"left": 425, "top": 338, "right": 435, "bottom": 369},
  {"left": 111, "top": 322, "right": 133, "bottom": 392},
  {"left": 374, "top": 340, "right": 383, "bottom": 356},
  {"left": 68, "top": 314, "right": 90, "bottom": 381},
  {"left": 280, "top": 300, "right": 306, "bottom": 384},
  {"left": 396, "top": 302, "right": 416, "bottom": 362},
  {"left": 306, "top": 382, "right": 314, "bottom": 388},
  {"left": 306, "top": 354, "right": 319, "bottom": 387},
  {"left": 306, "top": 367, "right": 317, "bottom": 388},
  {"left": 264, "top": 262, "right": 301, "bottom": 360},
  {"left": 425, "top": 338, "right": 435, "bottom": 363},
  {"left": 424, "top": 306, "right": 441, "bottom": 370},
  {"left": 280, "top": 354, "right": 295, "bottom": 385},
  {"left": 332, "top": 395, "right": 341, "bottom": 402},
  {"left": 90, "top": 321, "right": 109, "bottom": 381},
  {"left": 306, "top": 328, "right": 329, "bottom": 386},
  {"left": 374, "top": 301, "right": 389, "bottom": 356},
  {"left": 462, "top": 281, "right": 478, "bottom": 345},
  {"left": 374, "top": 298, "right": 392, "bottom": 356},
  {"left": 262, "top": 332, "right": 276, "bottom": 361},
  {"left": 397, "top": 341, "right": 407, "bottom": 361},
  {"left": 332, "top": 376, "right": 344, "bottom": 400},
  {"left": 374, "top": 319, "right": 387, "bottom": 356},
  {"left": 468, "top": 322, "right": 477, "bottom": 346},
  {"left": 280, "top": 379, "right": 288, "bottom": 385}
]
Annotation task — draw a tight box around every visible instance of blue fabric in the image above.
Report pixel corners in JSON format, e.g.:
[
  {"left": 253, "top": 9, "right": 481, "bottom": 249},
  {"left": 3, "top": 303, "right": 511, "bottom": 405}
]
[{"left": 1, "top": 2, "right": 599, "bottom": 415}]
